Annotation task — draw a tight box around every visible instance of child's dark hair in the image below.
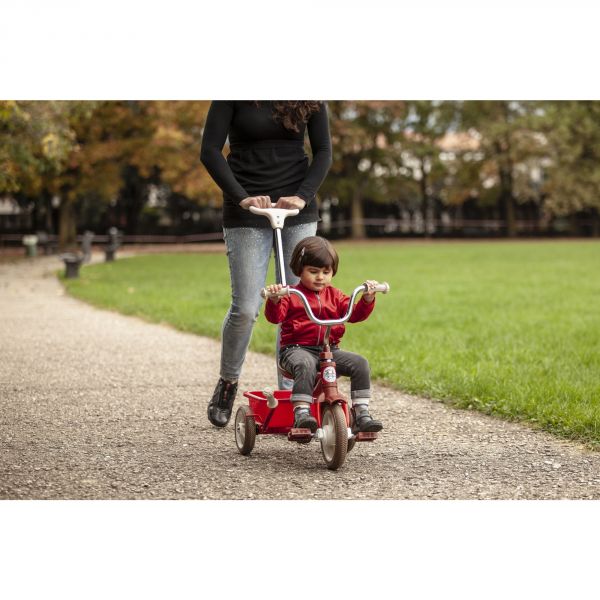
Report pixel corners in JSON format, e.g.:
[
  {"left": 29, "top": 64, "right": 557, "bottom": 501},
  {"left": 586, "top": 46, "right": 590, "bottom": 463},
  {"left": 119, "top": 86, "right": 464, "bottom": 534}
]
[{"left": 290, "top": 236, "right": 339, "bottom": 277}]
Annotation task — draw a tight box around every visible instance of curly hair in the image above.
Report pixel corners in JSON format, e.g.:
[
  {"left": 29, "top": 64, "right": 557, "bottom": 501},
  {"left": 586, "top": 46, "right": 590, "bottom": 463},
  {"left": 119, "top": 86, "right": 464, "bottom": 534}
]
[{"left": 255, "top": 101, "right": 322, "bottom": 132}]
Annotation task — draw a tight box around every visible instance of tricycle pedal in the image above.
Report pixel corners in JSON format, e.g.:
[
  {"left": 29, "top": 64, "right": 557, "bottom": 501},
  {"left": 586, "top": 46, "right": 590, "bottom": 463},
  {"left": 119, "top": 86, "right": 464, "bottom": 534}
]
[
  {"left": 356, "top": 432, "right": 378, "bottom": 442},
  {"left": 288, "top": 428, "right": 313, "bottom": 444}
]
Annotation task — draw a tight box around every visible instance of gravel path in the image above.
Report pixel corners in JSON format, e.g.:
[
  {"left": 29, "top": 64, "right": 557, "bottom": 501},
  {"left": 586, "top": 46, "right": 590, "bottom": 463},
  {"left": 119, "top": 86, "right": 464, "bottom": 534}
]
[{"left": 1, "top": 253, "right": 599, "bottom": 499}]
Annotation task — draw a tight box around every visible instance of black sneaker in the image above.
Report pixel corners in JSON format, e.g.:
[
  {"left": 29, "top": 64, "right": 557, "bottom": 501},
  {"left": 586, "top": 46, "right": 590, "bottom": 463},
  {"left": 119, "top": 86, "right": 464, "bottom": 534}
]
[
  {"left": 207, "top": 378, "right": 238, "bottom": 427},
  {"left": 353, "top": 408, "right": 383, "bottom": 433},
  {"left": 294, "top": 408, "right": 318, "bottom": 433}
]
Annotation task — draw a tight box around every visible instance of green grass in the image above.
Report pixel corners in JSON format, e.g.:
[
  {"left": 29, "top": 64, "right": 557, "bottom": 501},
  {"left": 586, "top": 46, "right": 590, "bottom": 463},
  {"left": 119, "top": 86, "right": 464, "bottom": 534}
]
[{"left": 62, "top": 241, "right": 600, "bottom": 447}]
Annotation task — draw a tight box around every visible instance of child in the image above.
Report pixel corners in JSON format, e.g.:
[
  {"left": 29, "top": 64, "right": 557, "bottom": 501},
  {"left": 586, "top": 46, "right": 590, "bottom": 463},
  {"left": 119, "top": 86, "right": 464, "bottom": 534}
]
[{"left": 264, "top": 236, "right": 383, "bottom": 433}]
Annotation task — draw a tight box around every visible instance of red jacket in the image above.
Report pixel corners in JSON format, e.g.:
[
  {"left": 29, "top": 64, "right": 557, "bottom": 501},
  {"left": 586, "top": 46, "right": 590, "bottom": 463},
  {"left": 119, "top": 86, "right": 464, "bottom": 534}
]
[{"left": 264, "top": 282, "right": 375, "bottom": 347}]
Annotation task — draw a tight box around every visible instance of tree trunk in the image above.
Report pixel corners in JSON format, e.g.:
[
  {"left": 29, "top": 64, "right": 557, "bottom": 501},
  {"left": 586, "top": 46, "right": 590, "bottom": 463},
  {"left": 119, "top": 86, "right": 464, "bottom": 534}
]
[
  {"left": 419, "top": 162, "right": 431, "bottom": 238},
  {"left": 42, "top": 188, "right": 54, "bottom": 233},
  {"left": 496, "top": 108, "right": 517, "bottom": 238},
  {"left": 499, "top": 165, "right": 516, "bottom": 238},
  {"left": 503, "top": 190, "right": 516, "bottom": 237},
  {"left": 31, "top": 198, "right": 40, "bottom": 232},
  {"left": 592, "top": 211, "right": 600, "bottom": 237},
  {"left": 350, "top": 187, "right": 366, "bottom": 239},
  {"left": 59, "top": 198, "right": 77, "bottom": 249}
]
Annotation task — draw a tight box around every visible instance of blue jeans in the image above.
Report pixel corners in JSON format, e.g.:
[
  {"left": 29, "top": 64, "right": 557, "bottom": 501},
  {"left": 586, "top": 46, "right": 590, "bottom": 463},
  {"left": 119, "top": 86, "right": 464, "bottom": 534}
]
[{"left": 220, "top": 221, "right": 318, "bottom": 384}]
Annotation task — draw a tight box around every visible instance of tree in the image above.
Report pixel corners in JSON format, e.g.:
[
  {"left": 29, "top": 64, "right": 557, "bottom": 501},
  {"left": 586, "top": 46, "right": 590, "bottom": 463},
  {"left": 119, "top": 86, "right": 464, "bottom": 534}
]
[
  {"left": 133, "top": 101, "right": 215, "bottom": 203},
  {"left": 322, "top": 101, "right": 407, "bottom": 239},
  {"left": 0, "top": 101, "right": 83, "bottom": 237},
  {"left": 540, "top": 101, "right": 600, "bottom": 235},
  {"left": 398, "top": 101, "right": 459, "bottom": 235},
  {"left": 459, "top": 101, "right": 545, "bottom": 237},
  {"left": 53, "top": 101, "right": 216, "bottom": 243}
]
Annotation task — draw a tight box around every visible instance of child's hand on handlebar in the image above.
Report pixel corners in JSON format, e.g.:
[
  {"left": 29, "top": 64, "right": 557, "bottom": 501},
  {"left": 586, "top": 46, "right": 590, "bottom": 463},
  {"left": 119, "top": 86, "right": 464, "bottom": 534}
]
[
  {"left": 275, "top": 196, "right": 306, "bottom": 210},
  {"left": 362, "top": 280, "right": 379, "bottom": 303},
  {"left": 265, "top": 283, "right": 285, "bottom": 303},
  {"left": 239, "top": 196, "right": 272, "bottom": 210}
]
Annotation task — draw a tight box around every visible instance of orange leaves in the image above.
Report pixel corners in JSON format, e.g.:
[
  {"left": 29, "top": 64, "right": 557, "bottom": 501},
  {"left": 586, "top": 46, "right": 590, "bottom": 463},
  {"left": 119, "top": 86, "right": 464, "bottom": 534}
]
[{"left": 127, "top": 100, "right": 218, "bottom": 204}]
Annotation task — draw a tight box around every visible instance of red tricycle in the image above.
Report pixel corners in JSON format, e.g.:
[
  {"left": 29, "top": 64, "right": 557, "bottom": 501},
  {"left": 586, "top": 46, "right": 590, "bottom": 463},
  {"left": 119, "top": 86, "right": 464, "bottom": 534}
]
[{"left": 233, "top": 206, "right": 389, "bottom": 470}]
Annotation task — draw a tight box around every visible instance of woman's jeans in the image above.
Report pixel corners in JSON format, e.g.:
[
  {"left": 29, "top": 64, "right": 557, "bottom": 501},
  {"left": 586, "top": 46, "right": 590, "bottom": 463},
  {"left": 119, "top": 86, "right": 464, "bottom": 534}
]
[{"left": 220, "top": 221, "right": 317, "bottom": 384}]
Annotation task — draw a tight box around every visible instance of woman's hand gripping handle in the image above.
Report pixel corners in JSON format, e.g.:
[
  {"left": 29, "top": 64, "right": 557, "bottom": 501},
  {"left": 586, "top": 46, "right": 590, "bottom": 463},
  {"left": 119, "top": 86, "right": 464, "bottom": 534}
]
[{"left": 248, "top": 205, "right": 300, "bottom": 230}]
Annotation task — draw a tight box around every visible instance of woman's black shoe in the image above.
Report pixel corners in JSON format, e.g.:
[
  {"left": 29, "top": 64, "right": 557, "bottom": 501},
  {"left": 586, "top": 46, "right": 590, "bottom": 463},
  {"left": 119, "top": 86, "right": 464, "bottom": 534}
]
[{"left": 207, "top": 378, "right": 238, "bottom": 427}]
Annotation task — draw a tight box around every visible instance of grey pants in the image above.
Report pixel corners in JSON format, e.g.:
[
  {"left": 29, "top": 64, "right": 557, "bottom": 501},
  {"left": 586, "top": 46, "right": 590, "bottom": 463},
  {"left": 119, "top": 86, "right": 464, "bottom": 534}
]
[{"left": 280, "top": 345, "right": 372, "bottom": 404}]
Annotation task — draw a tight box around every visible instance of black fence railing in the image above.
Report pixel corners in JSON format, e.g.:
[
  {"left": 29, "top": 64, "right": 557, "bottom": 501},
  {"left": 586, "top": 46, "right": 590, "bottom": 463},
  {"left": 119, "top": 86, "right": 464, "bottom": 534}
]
[
  {"left": 0, "top": 231, "right": 225, "bottom": 248},
  {"left": 1, "top": 217, "right": 599, "bottom": 250}
]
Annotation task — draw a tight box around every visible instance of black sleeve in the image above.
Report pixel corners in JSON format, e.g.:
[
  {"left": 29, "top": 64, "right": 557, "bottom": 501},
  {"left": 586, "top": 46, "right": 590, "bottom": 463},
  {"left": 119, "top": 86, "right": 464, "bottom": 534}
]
[
  {"left": 200, "top": 101, "right": 249, "bottom": 202},
  {"left": 295, "top": 102, "right": 333, "bottom": 205}
]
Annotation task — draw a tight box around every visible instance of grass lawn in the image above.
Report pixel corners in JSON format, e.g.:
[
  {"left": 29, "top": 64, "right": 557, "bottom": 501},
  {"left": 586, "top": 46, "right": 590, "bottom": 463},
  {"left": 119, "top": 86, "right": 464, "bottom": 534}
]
[{"left": 62, "top": 240, "right": 600, "bottom": 447}]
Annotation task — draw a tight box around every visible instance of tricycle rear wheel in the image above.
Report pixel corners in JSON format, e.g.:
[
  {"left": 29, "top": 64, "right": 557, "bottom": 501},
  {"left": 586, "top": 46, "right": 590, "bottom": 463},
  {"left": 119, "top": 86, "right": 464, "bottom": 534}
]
[
  {"left": 320, "top": 403, "right": 348, "bottom": 470},
  {"left": 234, "top": 405, "right": 256, "bottom": 455}
]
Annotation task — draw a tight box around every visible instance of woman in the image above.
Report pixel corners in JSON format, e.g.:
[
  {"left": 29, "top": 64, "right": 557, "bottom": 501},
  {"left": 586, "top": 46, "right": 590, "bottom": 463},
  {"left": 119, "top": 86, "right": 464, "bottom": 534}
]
[{"left": 200, "top": 100, "right": 332, "bottom": 427}]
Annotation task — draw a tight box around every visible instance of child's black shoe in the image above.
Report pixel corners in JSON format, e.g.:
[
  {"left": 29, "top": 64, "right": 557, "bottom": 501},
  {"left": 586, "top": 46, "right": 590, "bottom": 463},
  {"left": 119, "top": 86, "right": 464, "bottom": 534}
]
[
  {"left": 294, "top": 408, "right": 318, "bottom": 433},
  {"left": 353, "top": 406, "right": 383, "bottom": 433}
]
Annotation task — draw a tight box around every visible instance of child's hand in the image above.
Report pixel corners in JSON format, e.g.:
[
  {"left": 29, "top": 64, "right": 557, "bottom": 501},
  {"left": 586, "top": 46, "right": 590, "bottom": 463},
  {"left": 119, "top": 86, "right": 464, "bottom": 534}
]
[
  {"left": 362, "top": 280, "right": 379, "bottom": 303},
  {"left": 266, "top": 283, "right": 284, "bottom": 303}
]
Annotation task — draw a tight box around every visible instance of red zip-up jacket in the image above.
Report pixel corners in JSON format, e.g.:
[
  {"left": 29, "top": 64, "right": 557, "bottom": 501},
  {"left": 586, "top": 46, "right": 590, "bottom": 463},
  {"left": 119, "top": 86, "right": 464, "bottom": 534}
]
[{"left": 264, "top": 281, "right": 375, "bottom": 347}]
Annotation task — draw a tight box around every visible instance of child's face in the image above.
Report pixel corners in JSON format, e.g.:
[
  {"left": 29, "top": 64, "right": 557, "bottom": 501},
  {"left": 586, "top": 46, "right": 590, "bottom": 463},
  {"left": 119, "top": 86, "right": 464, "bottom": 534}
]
[{"left": 299, "top": 264, "right": 333, "bottom": 292}]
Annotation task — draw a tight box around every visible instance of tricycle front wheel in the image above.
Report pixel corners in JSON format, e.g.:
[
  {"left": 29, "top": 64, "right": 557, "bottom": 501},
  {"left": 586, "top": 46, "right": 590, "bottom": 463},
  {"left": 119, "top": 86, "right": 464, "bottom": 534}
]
[
  {"left": 347, "top": 408, "right": 357, "bottom": 453},
  {"left": 320, "top": 403, "right": 348, "bottom": 470},
  {"left": 234, "top": 405, "right": 256, "bottom": 455}
]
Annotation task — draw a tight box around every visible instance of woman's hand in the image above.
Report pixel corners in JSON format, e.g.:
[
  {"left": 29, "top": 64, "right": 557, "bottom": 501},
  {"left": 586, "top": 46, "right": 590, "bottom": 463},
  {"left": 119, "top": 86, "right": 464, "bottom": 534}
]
[
  {"left": 265, "top": 283, "right": 285, "bottom": 303},
  {"left": 239, "top": 196, "right": 271, "bottom": 210},
  {"left": 275, "top": 196, "right": 306, "bottom": 210},
  {"left": 362, "top": 280, "right": 379, "bottom": 303}
]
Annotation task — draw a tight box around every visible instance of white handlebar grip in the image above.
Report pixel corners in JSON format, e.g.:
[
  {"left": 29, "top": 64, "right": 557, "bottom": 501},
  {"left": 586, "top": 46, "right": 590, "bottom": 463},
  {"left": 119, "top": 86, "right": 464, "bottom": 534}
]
[
  {"left": 364, "top": 282, "right": 390, "bottom": 294},
  {"left": 260, "top": 286, "right": 290, "bottom": 299}
]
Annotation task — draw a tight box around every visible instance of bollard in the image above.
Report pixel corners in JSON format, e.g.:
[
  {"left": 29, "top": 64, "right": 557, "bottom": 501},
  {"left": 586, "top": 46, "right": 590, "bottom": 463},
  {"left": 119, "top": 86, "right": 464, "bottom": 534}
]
[
  {"left": 36, "top": 231, "right": 50, "bottom": 255},
  {"left": 23, "top": 234, "right": 38, "bottom": 258},
  {"left": 104, "top": 227, "right": 121, "bottom": 262},
  {"left": 81, "top": 231, "right": 94, "bottom": 263},
  {"left": 61, "top": 253, "right": 82, "bottom": 278}
]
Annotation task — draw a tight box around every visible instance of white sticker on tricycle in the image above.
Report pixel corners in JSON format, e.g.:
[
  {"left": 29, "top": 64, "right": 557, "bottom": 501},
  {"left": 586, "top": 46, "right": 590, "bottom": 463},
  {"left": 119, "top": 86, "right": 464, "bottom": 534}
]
[{"left": 323, "top": 366, "right": 337, "bottom": 383}]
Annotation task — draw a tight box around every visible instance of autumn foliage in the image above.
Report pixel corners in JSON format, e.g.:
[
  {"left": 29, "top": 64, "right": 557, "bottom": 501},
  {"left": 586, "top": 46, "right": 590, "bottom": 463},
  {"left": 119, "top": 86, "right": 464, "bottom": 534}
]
[{"left": 2, "top": 100, "right": 600, "bottom": 244}]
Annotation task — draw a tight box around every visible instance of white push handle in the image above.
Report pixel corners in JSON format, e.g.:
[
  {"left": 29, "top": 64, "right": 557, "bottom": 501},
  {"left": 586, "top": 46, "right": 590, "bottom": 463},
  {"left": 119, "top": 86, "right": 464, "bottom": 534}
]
[
  {"left": 249, "top": 205, "right": 299, "bottom": 229},
  {"left": 262, "top": 386, "right": 278, "bottom": 409}
]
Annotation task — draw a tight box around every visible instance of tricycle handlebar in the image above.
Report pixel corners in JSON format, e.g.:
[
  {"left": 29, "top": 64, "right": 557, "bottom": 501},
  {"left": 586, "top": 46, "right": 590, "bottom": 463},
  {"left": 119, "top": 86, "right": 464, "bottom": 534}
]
[{"left": 260, "top": 282, "right": 390, "bottom": 326}]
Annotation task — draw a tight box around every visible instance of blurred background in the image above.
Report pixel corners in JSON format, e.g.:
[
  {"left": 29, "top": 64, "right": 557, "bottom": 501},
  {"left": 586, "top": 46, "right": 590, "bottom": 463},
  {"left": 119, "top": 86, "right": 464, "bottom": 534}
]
[{"left": 1, "top": 100, "right": 599, "bottom": 252}]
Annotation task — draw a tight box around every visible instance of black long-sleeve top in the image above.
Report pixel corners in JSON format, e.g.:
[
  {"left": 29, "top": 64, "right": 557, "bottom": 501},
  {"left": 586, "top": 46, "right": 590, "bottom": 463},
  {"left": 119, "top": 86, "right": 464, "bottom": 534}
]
[{"left": 200, "top": 101, "right": 332, "bottom": 228}]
